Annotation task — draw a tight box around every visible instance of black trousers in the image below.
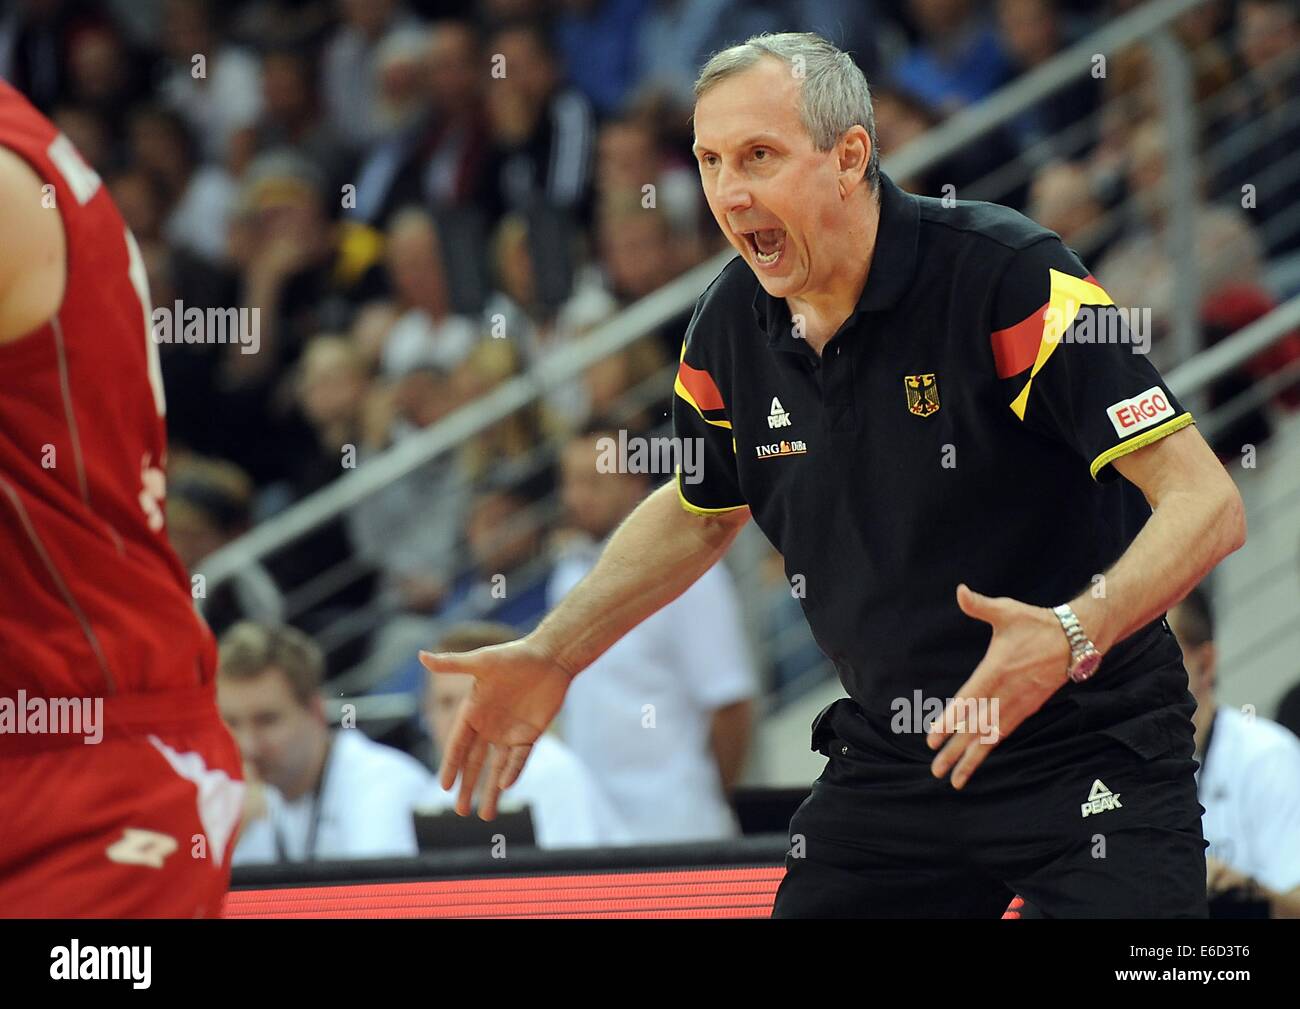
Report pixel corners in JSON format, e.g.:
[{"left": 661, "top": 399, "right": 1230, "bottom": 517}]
[{"left": 772, "top": 698, "right": 1209, "bottom": 919}]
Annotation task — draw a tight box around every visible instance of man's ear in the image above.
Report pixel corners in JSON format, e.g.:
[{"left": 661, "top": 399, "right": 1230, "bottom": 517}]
[{"left": 837, "top": 125, "right": 871, "bottom": 198}]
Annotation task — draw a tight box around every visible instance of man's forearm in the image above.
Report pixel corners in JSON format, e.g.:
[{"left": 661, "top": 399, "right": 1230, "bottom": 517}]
[
  {"left": 1070, "top": 484, "right": 1245, "bottom": 655},
  {"left": 532, "top": 482, "right": 747, "bottom": 677}
]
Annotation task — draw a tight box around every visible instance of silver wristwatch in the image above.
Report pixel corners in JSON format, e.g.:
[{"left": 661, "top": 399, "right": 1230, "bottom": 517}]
[{"left": 1052, "top": 604, "right": 1103, "bottom": 683}]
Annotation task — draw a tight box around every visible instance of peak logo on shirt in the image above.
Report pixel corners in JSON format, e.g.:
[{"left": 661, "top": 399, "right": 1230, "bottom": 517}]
[
  {"left": 1106, "top": 386, "right": 1174, "bottom": 437},
  {"left": 768, "top": 396, "right": 791, "bottom": 429}
]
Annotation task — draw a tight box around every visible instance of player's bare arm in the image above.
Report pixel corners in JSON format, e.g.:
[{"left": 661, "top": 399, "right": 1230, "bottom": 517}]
[
  {"left": 928, "top": 425, "right": 1246, "bottom": 788},
  {"left": 0, "top": 144, "right": 65, "bottom": 343},
  {"left": 419, "top": 479, "right": 750, "bottom": 818}
]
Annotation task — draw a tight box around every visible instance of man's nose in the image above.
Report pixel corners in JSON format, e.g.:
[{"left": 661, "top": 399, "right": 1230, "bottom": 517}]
[{"left": 715, "top": 162, "right": 752, "bottom": 215}]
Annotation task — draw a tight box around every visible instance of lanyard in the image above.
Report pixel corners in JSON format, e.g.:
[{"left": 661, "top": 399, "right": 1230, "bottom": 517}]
[{"left": 273, "top": 732, "right": 336, "bottom": 863}]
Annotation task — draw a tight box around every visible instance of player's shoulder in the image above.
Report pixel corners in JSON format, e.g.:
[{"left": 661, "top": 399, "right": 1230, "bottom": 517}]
[{"left": 0, "top": 143, "right": 67, "bottom": 344}]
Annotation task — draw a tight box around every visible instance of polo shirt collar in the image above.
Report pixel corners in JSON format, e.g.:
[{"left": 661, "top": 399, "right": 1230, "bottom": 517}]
[{"left": 751, "top": 171, "right": 920, "bottom": 347}]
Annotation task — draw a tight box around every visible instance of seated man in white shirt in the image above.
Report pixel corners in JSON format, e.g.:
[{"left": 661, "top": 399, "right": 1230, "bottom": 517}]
[
  {"left": 217, "top": 621, "right": 434, "bottom": 865},
  {"left": 547, "top": 421, "right": 758, "bottom": 844},
  {"left": 419, "top": 622, "right": 629, "bottom": 849},
  {"left": 1171, "top": 588, "right": 1300, "bottom": 917}
]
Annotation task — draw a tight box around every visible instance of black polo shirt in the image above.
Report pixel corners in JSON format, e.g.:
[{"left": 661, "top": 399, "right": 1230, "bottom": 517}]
[{"left": 673, "top": 172, "right": 1196, "bottom": 760}]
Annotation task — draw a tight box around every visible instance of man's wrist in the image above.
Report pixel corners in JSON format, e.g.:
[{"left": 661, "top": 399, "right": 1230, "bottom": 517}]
[
  {"left": 527, "top": 624, "right": 581, "bottom": 681},
  {"left": 1052, "top": 602, "right": 1104, "bottom": 683},
  {"left": 1067, "top": 594, "right": 1115, "bottom": 654}
]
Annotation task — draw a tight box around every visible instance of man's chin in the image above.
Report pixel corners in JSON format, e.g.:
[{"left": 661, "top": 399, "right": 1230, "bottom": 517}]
[{"left": 753, "top": 271, "right": 797, "bottom": 299}]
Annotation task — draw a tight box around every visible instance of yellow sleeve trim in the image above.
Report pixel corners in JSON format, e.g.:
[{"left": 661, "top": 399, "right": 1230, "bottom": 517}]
[
  {"left": 676, "top": 475, "right": 746, "bottom": 516},
  {"left": 1089, "top": 412, "right": 1195, "bottom": 480}
]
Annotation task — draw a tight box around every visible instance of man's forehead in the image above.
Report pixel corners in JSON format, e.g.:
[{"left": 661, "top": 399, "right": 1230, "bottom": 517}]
[{"left": 693, "top": 60, "right": 803, "bottom": 148}]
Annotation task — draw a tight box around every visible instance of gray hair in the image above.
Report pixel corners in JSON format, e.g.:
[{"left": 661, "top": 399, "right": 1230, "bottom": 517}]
[{"left": 694, "top": 32, "right": 880, "bottom": 192}]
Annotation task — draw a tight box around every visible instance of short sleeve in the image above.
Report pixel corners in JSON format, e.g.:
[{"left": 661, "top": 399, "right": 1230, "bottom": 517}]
[
  {"left": 672, "top": 299, "right": 747, "bottom": 512},
  {"left": 989, "top": 236, "right": 1195, "bottom": 481}
]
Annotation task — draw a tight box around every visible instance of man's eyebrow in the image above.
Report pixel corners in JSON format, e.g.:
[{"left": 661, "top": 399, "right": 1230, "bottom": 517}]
[{"left": 692, "top": 134, "right": 783, "bottom": 156}]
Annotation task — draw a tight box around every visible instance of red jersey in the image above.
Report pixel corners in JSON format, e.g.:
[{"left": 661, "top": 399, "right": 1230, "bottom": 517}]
[{"left": 0, "top": 80, "right": 216, "bottom": 717}]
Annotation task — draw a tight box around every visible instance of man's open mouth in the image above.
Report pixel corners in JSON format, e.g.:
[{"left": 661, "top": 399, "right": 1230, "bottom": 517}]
[{"left": 742, "top": 228, "right": 786, "bottom": 265}]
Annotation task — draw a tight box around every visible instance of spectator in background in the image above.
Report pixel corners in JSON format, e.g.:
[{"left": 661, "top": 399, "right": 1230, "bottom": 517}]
[
  {"left": 349, "top": 20, "right": 492, "bottom": 226},
  {"left": 1199, "top": 284, "right": 1300, "bottom": 456},
  {"left": 484, "top": 20, "right": 596, "bottom": 225},
  {"left": 869, "top": 86, "right": 941, "bottom": 195},
  {"left": 548, "top": 421, "right": 757, "bottom": 844},
  {"left": 252, "top": 45, "right": 350, "bottom": 196},
  {"left": 595, "top": 115, "right": 704, "bottom": 249},
  {"left": 348, "top": 355, "right": 470, "bottom": 617},
  {"left": 996, "top": 0, "right": 1101, "bottom": 158},
  {"left": 371, "top": 25, "right": 435, "bottom": 144},
  {"left": 0, "top": 0, "right": 87, "bottom": 112},
  {"left": 552, "top": 0, "right": 650, "bottom": 117},
  {"left": 1169, "top": 588, "right": 1300, "bottom": 918},
  {"left": 168, "top": 455, "right": 283, "bottom": 636},
  {"left": 782, "top": 0, "right": 883, "bottom": 80},
  {"left": 127, "top": 104, "right": 236, "bottom": 266},
  {"left": 483, "top": 211, "right": 618, "bottom": 370},
  {"left": 50, "top": 103, "right": 111, "bottom": 171},
  {"left": 291, "top": 333, "right": 382, "bottom": 507},
  {"left": 379, "top": 206, "right": 479, "bottom": 379},
  {"left": 631, "top": 0, "right": 782, "bottom": 113},
  {"left": 157, "top": 0, "right": 262, "bottom": 168},
  {"left": 451, "top": 340, "right": 561, "bottom": 478},
  {"left": 1213, "top": 0, "right": 1300, "bottom": 258},
  {"left": 893, "top": 0, "right": 1013, "bottom": 114},
  {"left": 226, "top": 149, "right": 388, "bottom": 391},
  {"left": 220, "top": 622, "right": 434, "bottom": 865},
  {"left": 418, "top": 622, "right": 630, "bottom": 848},
  {"left": 597, "top": 201, "right": 689, "bottom": 365},
  {"left": 1096, "top": 119, "right": 1265, "bottom": 370},
  {"left": 869, "top": 83, "right": 1026, "bottom": 208},
  {"left": 321, "top": 0, "right": 420, "bottom": 150},
  {"left": 1027, "top": 160, "right": 1118, "bottom": 263},
  {"left": 438, "top": 480, "right": 552, "bottom": 633},
  {"left": 64, "top": 20, "right": 150, "bottom": 141},
  {"left": 580, "top": 336, "right": 668, "bottom": 434}
]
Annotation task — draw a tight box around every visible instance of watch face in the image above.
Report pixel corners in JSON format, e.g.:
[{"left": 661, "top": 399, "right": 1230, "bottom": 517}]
[{"left": 1071, "top": 651, "right": 1103, "bottom": 682}]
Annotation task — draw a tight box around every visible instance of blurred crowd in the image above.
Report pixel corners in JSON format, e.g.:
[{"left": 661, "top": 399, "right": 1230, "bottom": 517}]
[{"left": 6, "top": 0, "right": 1300, "bottom": 846}]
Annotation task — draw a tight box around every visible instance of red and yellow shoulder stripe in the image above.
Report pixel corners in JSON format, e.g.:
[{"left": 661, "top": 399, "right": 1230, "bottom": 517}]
[
  {"left": 674, "top": 342, "right": 732, "bottom": 430},
  {"left": 990, "top": 269, "right": 1112, "bottom": 419}
]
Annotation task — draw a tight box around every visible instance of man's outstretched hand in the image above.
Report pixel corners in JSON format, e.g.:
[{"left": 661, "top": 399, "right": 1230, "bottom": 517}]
[
  {"left": 418, "top": 638, "right": 573, "bottom": 820},
  {"left": 926, "top": 583, "right": 1072, "bottom": 789}
]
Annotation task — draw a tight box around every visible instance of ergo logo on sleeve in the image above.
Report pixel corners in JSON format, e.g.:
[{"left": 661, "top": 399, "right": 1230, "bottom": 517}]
[{"left": 1106, "top": 386, "right": 1175, "bottom": 437}]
